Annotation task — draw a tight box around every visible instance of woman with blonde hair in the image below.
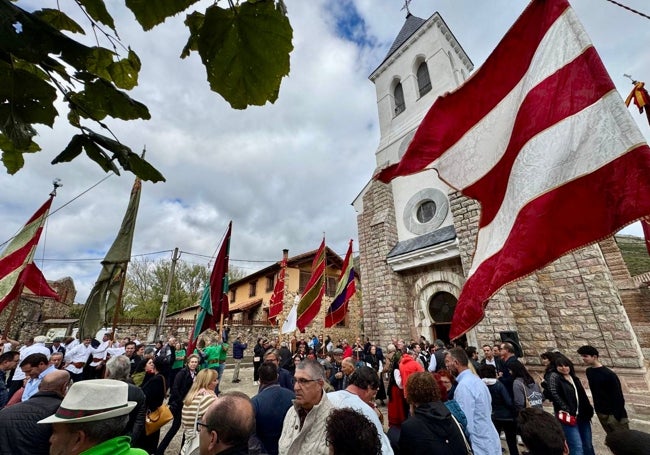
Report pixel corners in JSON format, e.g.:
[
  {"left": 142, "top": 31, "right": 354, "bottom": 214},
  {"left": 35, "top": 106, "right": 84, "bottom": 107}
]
[{"left": 180, "top": 368, "right": 218, "bottom": 454}]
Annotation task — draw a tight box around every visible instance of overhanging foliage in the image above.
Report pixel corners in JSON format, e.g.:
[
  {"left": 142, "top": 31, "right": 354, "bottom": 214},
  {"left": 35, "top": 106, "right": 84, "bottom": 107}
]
[{"left": 0, "top": 0, "right": 293, "bottom": 180}]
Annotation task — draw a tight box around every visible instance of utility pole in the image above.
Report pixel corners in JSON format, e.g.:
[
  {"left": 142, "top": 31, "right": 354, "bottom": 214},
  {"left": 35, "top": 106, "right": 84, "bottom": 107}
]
[{"left": 154, "top": 247, "right": 180, "bottom": 341}]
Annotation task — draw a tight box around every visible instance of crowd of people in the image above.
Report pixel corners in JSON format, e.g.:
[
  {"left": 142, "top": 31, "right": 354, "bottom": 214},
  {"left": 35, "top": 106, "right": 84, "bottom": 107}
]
[{"left": 1, "top": 330, "right": 649, "bottom": 455}]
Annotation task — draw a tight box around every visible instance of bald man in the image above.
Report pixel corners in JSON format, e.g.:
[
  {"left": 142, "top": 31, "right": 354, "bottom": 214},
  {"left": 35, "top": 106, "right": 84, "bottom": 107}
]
[
  {"left": 0, "top": 369, "right": 70, "bottom": 455},
  {"left": 199, "top": 391, "right": 255, "bottom": 455}
]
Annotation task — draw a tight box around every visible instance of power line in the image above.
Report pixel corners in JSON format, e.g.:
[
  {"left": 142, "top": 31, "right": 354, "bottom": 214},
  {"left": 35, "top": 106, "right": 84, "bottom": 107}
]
[{"left": 604, "top": 0, "right": 650, "bottom": 21}]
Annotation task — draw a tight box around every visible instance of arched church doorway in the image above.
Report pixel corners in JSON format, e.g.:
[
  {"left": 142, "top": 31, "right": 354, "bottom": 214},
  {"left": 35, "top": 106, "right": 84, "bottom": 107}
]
[{"left": 428, "top": 291, "right": 466, "bottom": 347}]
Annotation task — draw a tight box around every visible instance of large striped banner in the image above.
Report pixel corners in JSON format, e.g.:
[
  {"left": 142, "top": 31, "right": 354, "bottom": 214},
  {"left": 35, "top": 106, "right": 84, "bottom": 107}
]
[{"left": 378, "top": 0, "right": 650, "bottom": 338}]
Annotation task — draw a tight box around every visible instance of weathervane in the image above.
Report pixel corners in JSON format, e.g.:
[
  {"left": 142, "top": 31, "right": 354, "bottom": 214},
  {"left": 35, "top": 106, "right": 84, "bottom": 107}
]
[
  {"left": 50, "top": 178, "right": 62, "bottom": 197},
  {"left": 401, "top": 0, "right": 412, "bottom": 17}
]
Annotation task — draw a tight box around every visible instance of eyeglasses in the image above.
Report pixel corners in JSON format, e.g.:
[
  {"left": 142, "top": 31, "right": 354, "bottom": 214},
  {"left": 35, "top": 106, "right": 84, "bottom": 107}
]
[
  {"left": 294, "top": 377, "right": 319, "bottom": 386},
  {"left": 196, "top": 420, "right": 211, "bottom": 432}
]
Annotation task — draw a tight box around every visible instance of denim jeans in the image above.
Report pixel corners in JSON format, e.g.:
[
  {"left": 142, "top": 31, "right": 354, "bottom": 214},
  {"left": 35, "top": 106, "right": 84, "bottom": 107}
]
[
  {"left": 561, "top": 419, "right": 595, "bottom": 455},
  {"left": 215, "top": 363, "right": 225, "bottom": 394}
]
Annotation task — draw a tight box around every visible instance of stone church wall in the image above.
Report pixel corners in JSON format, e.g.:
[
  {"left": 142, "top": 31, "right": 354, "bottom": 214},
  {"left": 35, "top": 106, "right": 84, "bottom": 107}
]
[
  {"left": 451, "top": 191, "right": 643, "bottom": 368},
  {"left": 358, "top": 180, "right": 413, "bottom": 348}
]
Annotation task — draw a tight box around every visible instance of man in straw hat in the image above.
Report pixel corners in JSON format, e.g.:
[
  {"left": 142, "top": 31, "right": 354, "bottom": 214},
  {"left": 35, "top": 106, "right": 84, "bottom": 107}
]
[{"left": 38, "top": 379, "right": 146, "bottom": 455}]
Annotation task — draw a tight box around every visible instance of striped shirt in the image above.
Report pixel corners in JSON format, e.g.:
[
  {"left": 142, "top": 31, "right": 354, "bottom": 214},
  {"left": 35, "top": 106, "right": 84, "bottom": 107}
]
[{"left": 181, "top": 391, "right": 216, "bottom": 437}]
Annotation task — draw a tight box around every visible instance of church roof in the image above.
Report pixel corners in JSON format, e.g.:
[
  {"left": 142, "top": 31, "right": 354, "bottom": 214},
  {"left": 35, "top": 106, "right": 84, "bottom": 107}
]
[
  {"left": 383, "top": 13, "right": 427, "bottom": 63},
  {"left": 387, "top": 225, "right": 456, "bottom": 258}
]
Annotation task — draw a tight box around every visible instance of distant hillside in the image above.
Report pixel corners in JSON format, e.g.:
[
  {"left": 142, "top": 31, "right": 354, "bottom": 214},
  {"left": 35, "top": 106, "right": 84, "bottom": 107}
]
[{"left": 615, "top": 234, "right": 650, "bottom": 277}]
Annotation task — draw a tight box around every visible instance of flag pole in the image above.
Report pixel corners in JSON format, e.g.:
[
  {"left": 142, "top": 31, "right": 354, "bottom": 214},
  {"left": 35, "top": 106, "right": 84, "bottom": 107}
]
[
  {"left": 110, "top": 262, "right": 129, "bottom": 338},
  {"left": 4, "top": 180, "right": 61, "bottom": 337}
]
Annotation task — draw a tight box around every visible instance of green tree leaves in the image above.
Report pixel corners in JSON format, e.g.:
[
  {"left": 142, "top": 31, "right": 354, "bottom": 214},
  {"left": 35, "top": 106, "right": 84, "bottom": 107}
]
[
  {"left": 182, "top": 0, "right": 293, "bottom": 109},
  {"left": 1, "top": 0, "right": 294, "bottom": 179},
  {"left": 126, "top": 0, "right": 202, "bottom": 31}
]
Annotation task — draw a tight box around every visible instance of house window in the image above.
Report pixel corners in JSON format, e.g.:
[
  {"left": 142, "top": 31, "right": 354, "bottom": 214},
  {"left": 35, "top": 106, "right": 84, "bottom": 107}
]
[
  {"left": 417, "top": 61, "right": 431, "bottom": 97},
  {"left": 266, "top": 275, "right": 274, "bottom": 292},
  {"left": 249, "top": 280, "right": 257, "bottom": 298},
  {"left": 326, "top": 276, "right": 337, "bottom": 297},
  {"left": 230, "top": 289, "right": 236, "bottom": 303},
  {"left": 299, "top": 270, "right": 310, "bottom": 293},
  {"left": 394, "top": 82, "right": 405, "bottom": 116}
]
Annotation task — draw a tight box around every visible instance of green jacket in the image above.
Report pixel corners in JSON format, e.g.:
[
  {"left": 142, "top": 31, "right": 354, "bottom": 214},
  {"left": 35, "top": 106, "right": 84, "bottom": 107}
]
[
  {"left": 204, "top": 344, "right": 222, "bottom": 367},
  {"left": 218, "top": 342, "right": 229, "bottom": 362},
  {"left": 80, "top": 436, "right": 147, "bottom": 455}
]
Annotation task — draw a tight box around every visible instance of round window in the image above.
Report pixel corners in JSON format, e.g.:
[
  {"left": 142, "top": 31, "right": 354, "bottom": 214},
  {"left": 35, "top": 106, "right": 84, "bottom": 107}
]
[
  {"left": 403, "top": 188, "right": 449, "bottom": 235},
  {"left": 416, "top": 200, "right": 436, "bottom": 223}
]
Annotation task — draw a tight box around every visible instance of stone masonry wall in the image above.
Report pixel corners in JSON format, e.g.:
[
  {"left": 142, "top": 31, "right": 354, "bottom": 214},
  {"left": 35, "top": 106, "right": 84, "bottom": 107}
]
[
  {"left": 0, "top": 277, "right": 77, "bottom": 341},
  {"left": 358, "top": 181, "right": 411, "bottom": 348},
  {"left": 449, "top": 192, "right": 644, "bottom": 369}
]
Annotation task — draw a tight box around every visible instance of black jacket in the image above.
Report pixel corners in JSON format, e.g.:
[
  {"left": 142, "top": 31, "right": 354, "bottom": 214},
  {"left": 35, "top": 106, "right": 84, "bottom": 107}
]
[
  {"left": 169, "top": 367, "right": 196, "bottom": 412},
  {"left": 484, "top": 379, "right": 515, "bottom": 421},
  {"left": 547, "top": 371, "right": 594, "bottom": 422},
  {"left": 142, "top": 373, "right": 166, "bottom": 412},
  {"left": 125, "top": 381, "right": 147, "bottom": 445},
  {"left": 398, "top": 401, "right": 468, "bottom": 455},
  {"left": 0, "top": 391, "right": 63, "bottom": 455}
]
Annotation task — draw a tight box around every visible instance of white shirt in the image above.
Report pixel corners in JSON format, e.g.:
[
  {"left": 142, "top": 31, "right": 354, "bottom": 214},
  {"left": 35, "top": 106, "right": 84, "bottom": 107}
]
[
  {"left": 64, "top": 343, "right": 94, "bottom": 374},
  {"left": 106, "top": 346, "right": 126, "bottom": 357},
  {"left": 89, "top": 340, "right": 110, "bottom": 366},
  {"left": 12, "top": 343, "right": 50, "bottom": 381},
  {"left": 328, "top": 390, "right": 394, "bottom": 455},
  {"left": 427, "top": 355, "right": 437, "bottom": 372}
]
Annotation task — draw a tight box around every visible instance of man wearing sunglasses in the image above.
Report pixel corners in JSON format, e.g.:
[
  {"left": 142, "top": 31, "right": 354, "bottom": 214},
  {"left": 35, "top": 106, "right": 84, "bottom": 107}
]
[
  {"left": 278, "top": 359, "right": 333, "bottom": 455},
  {"left": 197, "top": 391, "right": 255, "bottom": 455}
]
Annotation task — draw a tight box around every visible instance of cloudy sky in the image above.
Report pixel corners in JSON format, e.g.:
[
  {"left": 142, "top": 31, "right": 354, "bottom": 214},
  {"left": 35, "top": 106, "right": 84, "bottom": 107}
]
[{"left": 4, "top": 0, "right": 650, "bottom": 304}]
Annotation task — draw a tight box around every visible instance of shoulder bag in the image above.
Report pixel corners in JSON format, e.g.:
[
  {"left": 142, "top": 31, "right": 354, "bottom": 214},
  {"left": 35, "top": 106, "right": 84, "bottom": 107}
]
[
  {"left": 181, "top": 395, "right": 209, "bottom": 455},
  {"left": 451, "top": 414, "right": 474, "bottom": 455},
  {"left": 145, "top": 376, "right": 173, "bottom": 435}
]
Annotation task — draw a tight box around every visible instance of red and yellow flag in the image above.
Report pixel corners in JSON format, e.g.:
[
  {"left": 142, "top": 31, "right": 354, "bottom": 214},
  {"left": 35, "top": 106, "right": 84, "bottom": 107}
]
[{"left": 296, "top": 238, "right": 325, "bottom": 332}]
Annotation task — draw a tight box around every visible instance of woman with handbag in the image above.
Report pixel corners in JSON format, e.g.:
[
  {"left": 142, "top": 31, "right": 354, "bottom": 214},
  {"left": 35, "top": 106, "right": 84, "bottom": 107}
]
[
  {"left": 138, "top": 356, "right": 168, "bottom": 454},
  {"left": 547, "top": 355, "right": 595, "bottom": 455},
  {"left": 253, "top": 338, "right": 265, "bottom": 385},
  {"left": 155, "top": 354, "right": 200, "bottom": 455},
  {"left": 180, "top": 368, "right": 218, "bottom": 455},
  {"left": 398, "top": 372, "right": 469, "bottom": 454}
]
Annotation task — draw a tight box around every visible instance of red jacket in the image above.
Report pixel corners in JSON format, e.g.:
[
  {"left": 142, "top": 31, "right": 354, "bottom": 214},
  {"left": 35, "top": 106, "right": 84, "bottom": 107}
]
[{"left": 399, "top": 354, "right": 424, "bottom": 397}]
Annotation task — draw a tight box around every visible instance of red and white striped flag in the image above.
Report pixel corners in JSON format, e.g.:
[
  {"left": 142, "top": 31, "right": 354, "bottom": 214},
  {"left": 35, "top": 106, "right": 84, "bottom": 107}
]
[
  {"left": 378, "top": 0, "right": 650, "bottom": 339},
  {"left": 0, "top": 196, "right": 59, "bottom": 313},
  {"left": 268, "top": 255, "right": 287, "bottom": 325}
]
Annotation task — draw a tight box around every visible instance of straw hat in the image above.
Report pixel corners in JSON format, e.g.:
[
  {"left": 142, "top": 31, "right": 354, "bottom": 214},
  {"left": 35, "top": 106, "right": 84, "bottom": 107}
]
[{"left": 38, "top": 379, "right": 136, "bottom": 424}]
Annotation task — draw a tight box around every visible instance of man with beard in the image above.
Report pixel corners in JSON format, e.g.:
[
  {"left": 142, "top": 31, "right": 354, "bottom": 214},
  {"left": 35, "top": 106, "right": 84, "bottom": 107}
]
[{"left": 446, "top": 347, "right": 501, "bottom": 455}]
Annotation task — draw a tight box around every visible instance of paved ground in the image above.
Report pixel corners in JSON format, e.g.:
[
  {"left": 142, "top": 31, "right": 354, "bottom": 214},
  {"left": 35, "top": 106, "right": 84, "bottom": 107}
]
[{"left": 158, "top": 365, "right": 648, "bottom": 454}]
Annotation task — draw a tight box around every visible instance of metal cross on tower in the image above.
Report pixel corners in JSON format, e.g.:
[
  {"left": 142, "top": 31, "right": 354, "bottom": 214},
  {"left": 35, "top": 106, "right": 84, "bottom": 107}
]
[{"left": 401, "top": 0, "right": 412, "bottom": 16}]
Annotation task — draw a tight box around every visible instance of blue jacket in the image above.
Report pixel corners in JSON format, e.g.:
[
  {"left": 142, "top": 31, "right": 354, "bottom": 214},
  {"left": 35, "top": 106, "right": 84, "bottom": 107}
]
[
  {"left": 278, "top": 367, "right": 294, "bottom": 391},
  {"left": 251, "top": 384, "right": 295, "bottom": 455},
  {"left": 232, "top": 340, "right": 248, "bottom": 360}
]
